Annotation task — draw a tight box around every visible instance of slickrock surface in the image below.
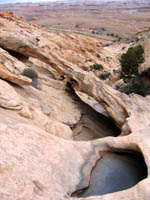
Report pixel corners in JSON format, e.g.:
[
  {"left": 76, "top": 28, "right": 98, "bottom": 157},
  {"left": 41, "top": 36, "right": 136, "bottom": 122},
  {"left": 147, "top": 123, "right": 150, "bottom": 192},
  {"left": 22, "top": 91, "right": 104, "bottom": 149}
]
[
  {"left": 0, "top": 79, "right": 23, "bottom": 110},
  {"left": 0, "top": 12, "right": 149, "bottom": 200},
  {"left": 0, "top": 47, "right": 32, "bottom": 85}
]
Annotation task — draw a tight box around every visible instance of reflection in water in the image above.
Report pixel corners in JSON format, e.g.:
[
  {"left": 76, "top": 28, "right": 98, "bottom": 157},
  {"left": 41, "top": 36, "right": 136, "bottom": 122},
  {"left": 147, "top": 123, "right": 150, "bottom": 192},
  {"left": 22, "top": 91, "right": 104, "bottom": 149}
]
[{"left": 94, "top": 103, "right": 108, "bottom": 117}]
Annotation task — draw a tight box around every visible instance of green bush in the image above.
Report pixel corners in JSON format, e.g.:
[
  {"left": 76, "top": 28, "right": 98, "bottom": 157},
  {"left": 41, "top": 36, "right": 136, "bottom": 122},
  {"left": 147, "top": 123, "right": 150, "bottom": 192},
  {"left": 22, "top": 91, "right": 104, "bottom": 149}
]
[
  {"left": 90, "top": 63, "right": 103, "bottom": 71},
  {"left": 119, "top": 77, "right": 146, "bottom": 96},
  {"left": 120, "top": 45, "right": 144, "bottom": 79},
  {"left": 96, "top": 54, "right": 101, "bottom": 58}
]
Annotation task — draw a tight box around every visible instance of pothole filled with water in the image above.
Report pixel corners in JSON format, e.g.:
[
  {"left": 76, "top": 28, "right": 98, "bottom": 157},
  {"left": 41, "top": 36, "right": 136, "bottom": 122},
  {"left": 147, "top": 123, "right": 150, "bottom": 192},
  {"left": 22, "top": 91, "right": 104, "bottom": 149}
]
[{"left": 72, "top": 151, "right": 147, "bottom": 197}]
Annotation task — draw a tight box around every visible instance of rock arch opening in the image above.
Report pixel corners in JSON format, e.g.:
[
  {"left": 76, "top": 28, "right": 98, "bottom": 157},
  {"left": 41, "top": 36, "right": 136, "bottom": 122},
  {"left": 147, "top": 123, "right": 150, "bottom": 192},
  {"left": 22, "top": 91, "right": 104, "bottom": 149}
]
[{"left": 66, "top": 81, "right": 121, "bottom": 140}]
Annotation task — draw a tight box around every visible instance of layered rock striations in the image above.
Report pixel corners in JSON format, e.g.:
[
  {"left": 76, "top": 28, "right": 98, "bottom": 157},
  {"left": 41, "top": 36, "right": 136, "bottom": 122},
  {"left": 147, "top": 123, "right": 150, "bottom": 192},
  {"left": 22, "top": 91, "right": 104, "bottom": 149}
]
[{"left": 0, "top": 12, "right": 149, "bottom": 200}]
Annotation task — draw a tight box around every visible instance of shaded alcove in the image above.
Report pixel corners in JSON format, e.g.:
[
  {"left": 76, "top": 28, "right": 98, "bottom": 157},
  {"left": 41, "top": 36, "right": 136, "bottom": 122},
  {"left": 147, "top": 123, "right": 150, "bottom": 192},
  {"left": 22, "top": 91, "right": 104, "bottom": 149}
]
[
  {"left": 66, "top": 81, "right": 121, "bottom": 140},
  {"left": 5, "top": 49, "right": 29, "bottom": 62},
  {"left": 72, "top": 150, "right": 147, "bottom": 198}
]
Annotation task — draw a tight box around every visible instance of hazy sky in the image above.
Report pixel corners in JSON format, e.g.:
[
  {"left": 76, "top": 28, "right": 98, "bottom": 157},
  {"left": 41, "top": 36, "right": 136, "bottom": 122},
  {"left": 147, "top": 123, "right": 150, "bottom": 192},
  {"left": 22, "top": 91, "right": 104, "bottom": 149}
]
[
  {"left": 0, "top": 0, "right": 57, "bottom": 4},
  {"left": 0, "top": 0, "right": 142, "bottom": 4}
]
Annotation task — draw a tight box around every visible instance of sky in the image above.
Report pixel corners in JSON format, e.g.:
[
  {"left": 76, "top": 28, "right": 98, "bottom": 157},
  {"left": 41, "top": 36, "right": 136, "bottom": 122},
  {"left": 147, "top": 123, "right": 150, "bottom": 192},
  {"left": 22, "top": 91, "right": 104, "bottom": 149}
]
[
  {"left": 0, "top": 0, "right": 57, "bottom": 4},
  {"left": 0, "top": 0, "right": 143, "bottom": 4}
]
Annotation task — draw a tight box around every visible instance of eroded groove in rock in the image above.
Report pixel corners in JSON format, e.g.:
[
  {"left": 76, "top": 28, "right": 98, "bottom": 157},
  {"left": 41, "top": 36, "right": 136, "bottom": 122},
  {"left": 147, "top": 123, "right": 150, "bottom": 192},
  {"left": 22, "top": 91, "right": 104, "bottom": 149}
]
[
  {"left": 6, "top": 49, "right": 29, "bottom": 62},
  {"left": 72, "top": 111, "right": 120, "bottom": 141},
  {"left": 65, "top": 83, "right": 121, "bottom": 140},
  {"left": 72, "top": 150, "right": 147, "bottom": 198}
]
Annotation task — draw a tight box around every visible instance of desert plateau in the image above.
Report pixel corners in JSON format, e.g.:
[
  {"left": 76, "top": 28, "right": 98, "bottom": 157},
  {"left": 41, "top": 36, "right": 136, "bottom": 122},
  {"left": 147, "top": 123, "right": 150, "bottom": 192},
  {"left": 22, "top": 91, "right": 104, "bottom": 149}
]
[{"left": 1, "top": 0, "right": 150, "bottom": 39}]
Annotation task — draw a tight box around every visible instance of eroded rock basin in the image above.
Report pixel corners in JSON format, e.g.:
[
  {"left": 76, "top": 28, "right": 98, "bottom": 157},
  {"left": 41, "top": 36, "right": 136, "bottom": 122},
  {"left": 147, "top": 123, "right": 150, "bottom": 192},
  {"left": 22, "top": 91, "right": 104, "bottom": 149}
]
[{"left": 73, "top": 151, "right": 147, "bottom": 198}]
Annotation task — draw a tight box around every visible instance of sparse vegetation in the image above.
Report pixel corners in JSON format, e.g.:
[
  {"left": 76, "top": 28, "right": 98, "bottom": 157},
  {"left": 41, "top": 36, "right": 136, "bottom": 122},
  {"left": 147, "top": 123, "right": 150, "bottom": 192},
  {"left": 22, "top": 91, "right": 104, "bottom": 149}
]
[
  {"left": 96, "top": 54, "right": 101, "bottom": 58},
  {"left": 121, "top": 46, "right": 126, "bottom": 50},
  {"left": 120, "top": 44, "right": 144, "bottom": 80},
  {"left": 119, "top": 77, "right": 146, "bottom": 96},
  {"left": 22, "top": 68, "right": 41, "bottom": 90},
  {"left": 90, "top": 63, "right": 104, "bottom": 71},
  {"left": 23, "top": 68, "right": 38, "bottom": 79},
  {"left": 101, "top": 27, "right": 106, "bottom": 31},
  {"left": 99, "top": 72, "right": 111, "bottom": 80},
  {"left": 103, "top": 43, "right": 110, "bottom": 47},
  {"left": 119, "top": 45, "right": 147, "bottom": 96},
  {"left": 141, "top": 68, "right": 150, "bottom": 77}
]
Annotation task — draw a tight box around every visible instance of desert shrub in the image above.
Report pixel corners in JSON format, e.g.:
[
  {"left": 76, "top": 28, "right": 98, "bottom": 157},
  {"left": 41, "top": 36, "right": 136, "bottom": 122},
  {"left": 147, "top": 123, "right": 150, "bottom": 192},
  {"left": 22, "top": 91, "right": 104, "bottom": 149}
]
[
  {"left": 119, "top": 77, "right": 146, "bottom": 96},
  {"left": 103, "top": 43, "right": 110, "bottom": 47},
  {"left": 110, "top": 33, "right": 114, "bottom": 37},
  {"left": 120, "top": 44, "right": 144, "bottom": 79},
  {"left": 96, "top": 54, "right": 101, "bottom": 58},
  {"left": 141, "top": 68, "right": 150, "bottom": 77},
  {"left": 22, "top": 68, "right": 38, "bottom": 79},
  {"left": 32, "top": 78, "right": 41, "bottom": 90},
  {"left": 99, "top": 72, "right": 111, "bottom": 80},
  {"left": 22, "top": 68, "right": 41, "bottom": 90},
  {"left": 121, "top": 46, "right": 126, "bottom": 50},
  {"left": 90, "top": 63, "right": 104, "bottom": 71},
  {"left": 87, "top": 58, "right": 92, "bottom": 62},
  {"left": 101, "top": 27, "right": 106, "bottom": 31}
]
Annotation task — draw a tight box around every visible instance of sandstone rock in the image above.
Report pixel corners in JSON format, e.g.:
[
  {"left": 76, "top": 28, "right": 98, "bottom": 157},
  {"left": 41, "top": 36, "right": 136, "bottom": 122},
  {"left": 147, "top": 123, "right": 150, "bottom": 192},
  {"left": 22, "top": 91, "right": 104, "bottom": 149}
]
[
  {"left": 0, "top": 11, "right": 25, "bottom": 21},
  {"left": 41, "top": 84, "right": 82, "bottom": 125},
  {"left": 112, "top": 78, "right": 125, "bottom": 90},
  {"left": 0, "top": 67, "right": 31, "bottom": 85},
  {"left": 0, "top": 12, "right": 120, "bottom": 80},
  {"left": 40, "top": 102, "right": 51, "bottom": 116},
  {"left": 0, "top": 12, "right": 150, "bottom": 200},
  {"left": 0, "top": 47, "right": 32, "bottom": 85},
  {"left": 19, "top": 103, "right": 33, "bottom": 119},
  {"left": 0, "top": 106, "right": 149, "bottom": 200},
  {"left": 30, "top": 102, "right": 72, "bottom": 140},
  {"left": 75, "top": 91, "right": 107, "bottom": 116},
  {"left": 0, "top": 79, "right": 23, "bottom": 110},
  {"left": 29, "top": 57, "right": 61, "bottom": 80},
  {"left": 140, "top": 38, "right": 150, "bottom": 73},
  {"left": 46, "top": 118, "right": 73, "bottom": 140}
]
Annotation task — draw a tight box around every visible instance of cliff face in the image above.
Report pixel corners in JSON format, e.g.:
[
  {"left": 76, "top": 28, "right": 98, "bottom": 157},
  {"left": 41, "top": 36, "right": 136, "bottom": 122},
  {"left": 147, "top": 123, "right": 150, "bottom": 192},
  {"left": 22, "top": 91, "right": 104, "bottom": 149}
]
[{"left": 0, "top": 11, "right": 150, "bottom": 200}]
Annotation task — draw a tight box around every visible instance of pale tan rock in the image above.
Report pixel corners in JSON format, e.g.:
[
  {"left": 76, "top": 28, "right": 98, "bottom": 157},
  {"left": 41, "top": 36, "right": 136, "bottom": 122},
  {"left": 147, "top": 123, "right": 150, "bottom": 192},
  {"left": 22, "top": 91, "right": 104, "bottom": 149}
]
[
  {"left": 19, "top": 103, "right": 33, "bottom": 119},
  {"left": 0, "top": 79, "right": 23, "bottom": 110},
  {"left": 29, "top": 57, "right": 61, "bottom": 80},
  {"left": 76, "top": 91, "right": 107, "bottom": 115},
  {"left": 46, "top": 118, "right": 73, "bottom": 140},
  {"left": 112, "top": 78, "right": 125, "bottom": 90},
  {"left": 0, "top": 12, "right": 150, "bottom": 200},
  {"left": 0, "top": 67, "right": 31, "bottom": 85},
  {"left": 0, "top": 107, "right": 149, "bottom": 200},
  {"left": 0, "top": 47, "right": 32, "bottom": 85},
  {"left": 140, "top": 38, "right": 150, "bottom": 73},
  {"left": 0, "top": 12, "right": 120, "bottom": 80},
  {"left": 31, "top": 104, "right": 72, "bottom": 140},
  {"left": 0, "top": 111, "right": 100, "bottom": 200},
  {"left": 41, "top": 84, "right": 82, "bottom": 125}
]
